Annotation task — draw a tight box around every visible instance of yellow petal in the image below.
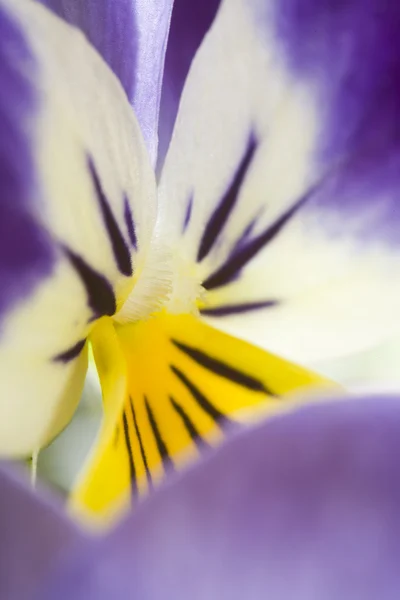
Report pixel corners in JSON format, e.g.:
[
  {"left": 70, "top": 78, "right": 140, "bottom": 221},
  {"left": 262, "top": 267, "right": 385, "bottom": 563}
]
[{"left": 70, "top": 312, "right": 338, "bottom": 528}]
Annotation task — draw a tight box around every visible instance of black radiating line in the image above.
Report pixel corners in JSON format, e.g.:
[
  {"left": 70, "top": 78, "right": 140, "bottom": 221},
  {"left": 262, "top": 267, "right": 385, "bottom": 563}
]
[
  {"left": 172, "top": 340, "right": 273, "bottom": 395},
  {"left": 124, "top": 195, "right": 137, "bottom": 249},
  {"left": 197, "top": 136, "right": 257, "bottom": 262},
  {"left": 88, "top": 157, "right": 132, "bottom": 276},
  {"left": 144, "top": 396, "right": 174, "bottom": 471},
  {"left": 64, "top": 247, "right": 116, "bottom": 317},
  {"left": 183, "top": 195, "right": 193, "bottom": 232},
  {"left": 170, "top": 365, "right": 234, "bottom": 427},
  {"left": 129, "top": 396, "right": 152, "bottom": 487},
  {"left": 169, "top": 395, "right": 210, "bottom": 452},
  {"left": 231, "top": 215, "right": 259, "bottom": 254},
  {"left": 203, "top": 189, "right": 312, "bottom": 291},
  {"left": 200, "top": 300, "right": 279, "bottom": 317},
  {"left": 122, "top": 411, "right": 138, "bottom": 497},
  {"left": 53, "top": 338, "right": 87, "bottom": 363}
]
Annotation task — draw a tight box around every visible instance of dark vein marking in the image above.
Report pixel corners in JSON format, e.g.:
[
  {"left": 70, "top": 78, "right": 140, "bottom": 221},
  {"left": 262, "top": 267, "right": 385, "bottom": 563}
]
[
  {"left": 122, "top": 410, "right": 138, "bottom": 497},
  {"left": 203, "top": 189, "right": 312, "bottom": 291},
  {"left": 197, "top": 135, "right": 257, "bottom": 262},
  {"left": 88, "top": 157, "right": 132, "bottom": 276},
  {"left": 53, "top": 338, "right": 86, "bottom": 363},
  {"left": 144, "top": 396, "right": 174, "bottom": 471},
  {"left": 170, "top": 395, "right": 210, "bottom": 451},
  {"left": 183, "top": 195, "right": 193, "bottom": 232},
  {"left": 129, "top": 396, "right": 152, "bottom": 487},
  {"left": 172, "top": 340, "right": 273, "bottom": 395},
  {"left": 200, "top": 300, "right": 279, "bottom": 317},
  {"left": 170, "top": 365, "right": 234, "bottom": 427},
  {"left": 64, "top": 247, "right": 116, "bottom": 317},
  {"left": 231, "top": 214, "right": 260, "bottom": 253},
  {"left": 124, "top": 195, "right": 137, "bottom": 249}
]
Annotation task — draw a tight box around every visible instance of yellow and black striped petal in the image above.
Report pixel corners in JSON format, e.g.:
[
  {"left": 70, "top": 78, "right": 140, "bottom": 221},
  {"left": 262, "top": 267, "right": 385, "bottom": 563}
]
[{"left": 70, "top": 312, "right": 337, "bottom": 526}]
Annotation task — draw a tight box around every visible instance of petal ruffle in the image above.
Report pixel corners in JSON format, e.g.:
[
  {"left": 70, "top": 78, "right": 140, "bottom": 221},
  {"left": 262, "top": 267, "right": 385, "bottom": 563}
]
[
  {"left": 0, "top": 0, "right": 156, "bottom": 455},
  {"left": 43, "top": 395, "right": 400, "bottom": 599},
  {"left": 158, "top": 0, "right": 400, "bottom": 362},
  {"left": 39, "top": 0, "right": 174, "bottom": 164},
  {"left": 0, "top": 465, "right": 82, "bottom": 600}
]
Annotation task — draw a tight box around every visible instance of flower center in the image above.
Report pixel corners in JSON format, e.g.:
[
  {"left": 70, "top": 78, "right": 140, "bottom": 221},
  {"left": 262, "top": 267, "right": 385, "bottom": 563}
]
[{"left": 113, "top": 242, "right": 203, "bottom": 324}]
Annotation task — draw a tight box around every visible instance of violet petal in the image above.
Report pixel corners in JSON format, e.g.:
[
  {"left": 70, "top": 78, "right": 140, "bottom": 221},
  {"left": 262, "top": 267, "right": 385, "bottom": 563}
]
[
  {"left": 43, "top": 396, "right": 400, "bottom": 600},
  {"left": 39, "top": 0, "right": 174, "bottom": 163},
  {"left": 0, "top": 465, "right": 82, "bottom": 600}
]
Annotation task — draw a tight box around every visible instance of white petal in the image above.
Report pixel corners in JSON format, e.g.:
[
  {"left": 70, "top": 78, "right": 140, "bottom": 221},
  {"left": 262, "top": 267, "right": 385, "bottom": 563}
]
[
  {"left": 158, "top": 0, "right": 400, "bottom": 362},
  {"left": 0, "top": 0, "right": 156, "bottom": 455}
]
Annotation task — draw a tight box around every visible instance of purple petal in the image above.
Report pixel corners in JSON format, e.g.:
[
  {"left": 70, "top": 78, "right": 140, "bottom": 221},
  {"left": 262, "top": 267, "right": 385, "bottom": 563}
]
[
  {"left": 43, "top": 396, "right": 400, "bottom": 599},
  {"left": 0, "top": 465, "right": 82, "bottom": 600},
  {"left": 37, "top": 0, "right": 137, "bottom": 101},
  {"left": 270, "top": 0, "right": 400, "bottom": 239},
  {"left": 39, "top": 0, "right": 173, "bottom": 163},
  {"left": 0, "top": 5, "right": 54, "bottom": 320},
  {"left": 156, "top": 0, "right": 221, "bottom": 174}
]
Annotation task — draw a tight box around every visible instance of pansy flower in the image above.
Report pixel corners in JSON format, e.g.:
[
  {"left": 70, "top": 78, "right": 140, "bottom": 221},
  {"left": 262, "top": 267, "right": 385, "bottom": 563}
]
[{"left": 1, "top": 0, "right": 400, "bottom": 523}]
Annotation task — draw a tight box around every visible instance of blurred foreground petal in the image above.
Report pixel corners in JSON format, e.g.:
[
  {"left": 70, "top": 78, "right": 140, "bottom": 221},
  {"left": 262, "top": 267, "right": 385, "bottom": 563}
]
[
  {"left": 0, "top": 465, "right": 81, "bottom": 600},
  {"left": 45, "top": 395, "right": 400, "bottom": 599}
]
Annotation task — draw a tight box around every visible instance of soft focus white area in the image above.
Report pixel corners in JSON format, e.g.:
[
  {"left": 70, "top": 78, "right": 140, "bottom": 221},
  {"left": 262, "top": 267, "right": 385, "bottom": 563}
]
[
  {"left": 38, "top": 336, "right": 400, "bottom": 494},
  {"left": 312, "top": 335, "right": 400, "bottom": 394}
]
